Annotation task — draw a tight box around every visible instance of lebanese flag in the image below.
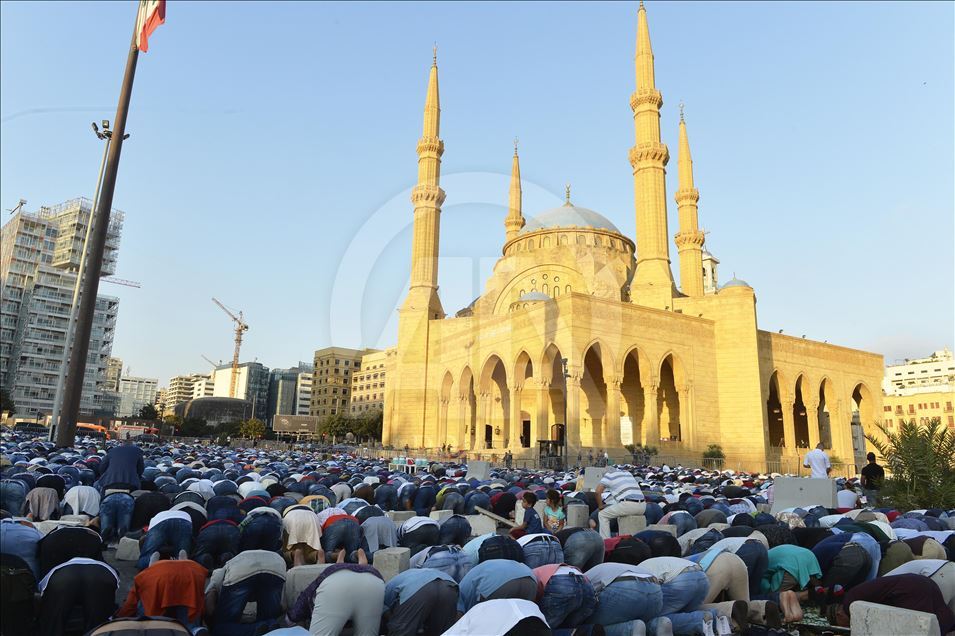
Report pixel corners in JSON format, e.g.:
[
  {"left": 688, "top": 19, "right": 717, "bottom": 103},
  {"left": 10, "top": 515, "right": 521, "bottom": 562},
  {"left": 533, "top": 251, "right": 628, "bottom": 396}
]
[{"left": 136, "top": 0, "right": 165, "bottom": 52}]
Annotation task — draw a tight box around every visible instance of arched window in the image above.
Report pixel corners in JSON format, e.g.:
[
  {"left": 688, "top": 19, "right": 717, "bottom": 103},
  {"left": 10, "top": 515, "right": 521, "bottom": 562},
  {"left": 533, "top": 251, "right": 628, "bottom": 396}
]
[
  {"left": 559, "top": 235, "right": 568, "bottom": 246},
  {"left": 577, "top": 235, "right": 586, "bottom": 245},
  {"left": 553, "top": 286, "right": 560, "bottom": 297},
  {"left": 542, "top": 236, "right": 551, "bottom": 248},
  {"left": 542, "top": 283, "right": 549, "bottom": 295},
  {"left": 565, "top": 285, "right": 572, "bottom": 294},
  {"left": 527, "top": 239, "right": 535, "bottom": 251}
]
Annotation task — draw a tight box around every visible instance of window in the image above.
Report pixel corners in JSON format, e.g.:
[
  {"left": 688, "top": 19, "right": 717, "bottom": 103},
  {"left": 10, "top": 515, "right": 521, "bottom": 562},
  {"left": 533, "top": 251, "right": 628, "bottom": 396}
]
[{"left": 884, "top": 405, "right": 891, "bottom": 412}]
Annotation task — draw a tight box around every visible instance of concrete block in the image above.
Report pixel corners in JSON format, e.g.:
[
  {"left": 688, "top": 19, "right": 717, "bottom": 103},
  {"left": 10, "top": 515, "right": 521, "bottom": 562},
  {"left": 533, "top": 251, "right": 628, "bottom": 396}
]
[
  {"left": 115, "top": 536, "right": 141, "bottom": 561},
  {"left": 514, "top": 500, "right": 546, "bottom": 526},
  {"left": 583, "top": 467, "right": 608, "bottom": 491},
  {"left": 387, "top": 510, "right": 416, "bottom": 525},
  {"left": 850, "top": 601, "right": 940, "bottom": 636},
  {"left": 464, "top": 514, "right": 497, "bottom": 537},
  {"left": 430, "top": 509, "right": 453, "bottom": 523},
  {"left": 374, "top": 547, "right": 410, "bottom": 582},
  {"left": 770, "top": 477, "right": 837, "bottom": 514},
  {"left": 618, "top": 515, "right": 647, "bottom": 536},
  {"left": 566, "top": 504, "right": 590, "bottom": 529},
  {"left": 466, "top": 461, "right": 490, "bottom": 480},
  {"left": 283, "top": 564, "right": 332, "bottom": 610},
  {"left": 645, "top": 524, "right": 678, "bottom": 537},
  {"left": 755, "top": 503, "right": 771, "bottom": 513},
  {"left": 33, "top": 519, "right": 84, "bottom": 536}
]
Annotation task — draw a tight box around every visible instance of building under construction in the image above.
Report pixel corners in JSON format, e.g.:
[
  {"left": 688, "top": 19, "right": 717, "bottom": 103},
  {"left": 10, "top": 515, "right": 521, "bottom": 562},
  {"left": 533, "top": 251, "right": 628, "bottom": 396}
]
[{"left": 0, "top": 198, "right": 124, "bottom": 418}]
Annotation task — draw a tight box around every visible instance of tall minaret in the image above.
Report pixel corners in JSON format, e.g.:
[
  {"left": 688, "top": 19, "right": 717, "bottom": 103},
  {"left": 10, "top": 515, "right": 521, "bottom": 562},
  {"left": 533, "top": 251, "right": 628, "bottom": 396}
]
[
  {"left": 504, "top": 140, "right": 524, "bottom": 240},
  {"left": 403, "top": 47, "right": 445, "bottom": 318},
  {"left": 629, "top": 1, "right": 676, "bottom": 307},
  {"left": 674, "top": 106, "right": 705, "bottom": 297}
]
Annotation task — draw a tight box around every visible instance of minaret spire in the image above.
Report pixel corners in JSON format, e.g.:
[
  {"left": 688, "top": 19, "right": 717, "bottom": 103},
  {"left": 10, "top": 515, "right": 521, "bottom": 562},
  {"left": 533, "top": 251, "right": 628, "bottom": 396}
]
[
  {"left": 504, "top": 138, "right": 524, "bottom": 240},
  {"left": 629, "top": 1, "right": 676, "bottom": 307},
  {"left": 403, "top": 50, "right": 445, "bottom": 317},
  {"left": 674, "top": 109, "right": 705, "bottom": 297}
]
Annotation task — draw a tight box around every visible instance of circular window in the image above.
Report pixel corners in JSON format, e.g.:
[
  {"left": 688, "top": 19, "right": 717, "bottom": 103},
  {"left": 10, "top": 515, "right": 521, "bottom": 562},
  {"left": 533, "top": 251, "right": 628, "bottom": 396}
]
[
  {"left": 554, "top": 276, "right": 560, "bottom": 282},
  {"left": 542, "top": 274, "right": 548, "bottom": 280}
]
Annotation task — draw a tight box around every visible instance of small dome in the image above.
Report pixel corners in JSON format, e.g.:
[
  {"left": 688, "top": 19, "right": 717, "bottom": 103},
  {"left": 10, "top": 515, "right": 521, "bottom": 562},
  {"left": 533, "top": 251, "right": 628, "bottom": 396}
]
[
  {"left": 521, "top": 203, "right": 621, "bottom": 235},
  {"left": 721, "top": 277, "right": 751, "bottom": 290},
  {"left": 518, "top": 291, "right": 551, "bottom": 302}
]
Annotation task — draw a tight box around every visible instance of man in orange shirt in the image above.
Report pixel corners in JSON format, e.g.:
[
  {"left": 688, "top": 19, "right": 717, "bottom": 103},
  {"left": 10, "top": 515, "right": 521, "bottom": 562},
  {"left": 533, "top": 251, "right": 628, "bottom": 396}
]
[{"left": 117, "top": 555, "right": 208, "bottom": 633}]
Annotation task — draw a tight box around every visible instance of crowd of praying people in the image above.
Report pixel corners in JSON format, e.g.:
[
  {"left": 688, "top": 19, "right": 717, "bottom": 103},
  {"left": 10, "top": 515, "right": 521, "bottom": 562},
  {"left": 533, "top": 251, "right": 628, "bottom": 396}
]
[{"left": 1, "top": 431, "right": 954, "bottom": 636}]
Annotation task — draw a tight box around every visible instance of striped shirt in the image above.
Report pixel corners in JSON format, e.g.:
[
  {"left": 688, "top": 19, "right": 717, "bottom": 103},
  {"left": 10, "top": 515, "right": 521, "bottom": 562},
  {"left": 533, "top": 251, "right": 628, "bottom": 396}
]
[{"left": 599, "top": 469, "right": 645, "bottom": 503}]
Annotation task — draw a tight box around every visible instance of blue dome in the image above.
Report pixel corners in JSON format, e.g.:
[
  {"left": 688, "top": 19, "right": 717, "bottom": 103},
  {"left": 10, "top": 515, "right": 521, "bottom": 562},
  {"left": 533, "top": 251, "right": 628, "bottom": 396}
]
[
  {"left": 720, "top": 277, "right": 751, "bottom": 290},
  {"left": 521, "top": 203, "right": 621, "bottom": 235}
]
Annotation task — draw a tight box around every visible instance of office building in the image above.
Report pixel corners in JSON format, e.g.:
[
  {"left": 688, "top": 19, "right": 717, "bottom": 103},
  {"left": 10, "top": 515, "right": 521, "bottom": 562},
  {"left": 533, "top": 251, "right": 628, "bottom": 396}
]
[
  {"left": 350, "top": 349, "right": 387, "bottom": 415},
  {"left": 310, "top": 347, "right": 373, "bottom": 418},
  {"left": 117, "top": 376, "right": 158, "bottom": 417},
  {"left": 211, "top": 361, "right": 269, "bottom": 421}
]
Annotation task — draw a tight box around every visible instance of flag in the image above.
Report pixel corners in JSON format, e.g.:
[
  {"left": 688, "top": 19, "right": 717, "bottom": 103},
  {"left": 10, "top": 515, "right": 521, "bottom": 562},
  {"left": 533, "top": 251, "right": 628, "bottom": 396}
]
[{"left": 136, "top": 0, "right": 165, "bottom": 52}]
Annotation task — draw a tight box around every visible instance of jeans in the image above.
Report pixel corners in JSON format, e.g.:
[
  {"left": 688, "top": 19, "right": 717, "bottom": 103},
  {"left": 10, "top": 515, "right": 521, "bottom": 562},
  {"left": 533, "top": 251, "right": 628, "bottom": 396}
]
[
  {"left": 0, "top": 480, "right": 27, "bottom": 516},
  {"left": 321, "top": 518, "right": 361, "bottom": 560},
  {"left": 400, "top": 525, "right": 440, "bottom": 554},
  {"left": 464, "top": 492, "right": 490, "bottom": 515},
  {"left": 563, "top": 530, "right": 605, "bottom": 571},
  {"left": 412, "top": 487, "right": 436, "bottom": 517},
  {"left": 137, "top": 518, "right": 193, "bottom": 570},
  {"left": 193, "top": 522, "right": 240, "bottom": 571},
  {"left": 440, "top": 492, "right": 465, "bottom": 514},
  {"left": 419, "top": 547, "right": 473, "bottom": 582},
  {"left": 375, "top": 485, "right": 398, "bottom": 511},
  {"left": 100, "top": 492, "right": 135, "bottom": 543},
  {"left": 660, "top": 569, "right": 710, "bottom": 614},
  {"left": 239, "top": 513, "right": 283, "bottom": 553},
  {"left": 539, "top": 573, "right": 598, "bottom": 628},
  {"left": 522, "top": 537, "right": 565, "bottom": 569},
  {"left": 212, "top": 572, "right": 284, "bottom": 636},
  {"left": 735, "top": 541, "right": 769, "bottom": 598},
  {"left": 438, "top": 515, "right": 471, "bottom": 547},
  {"left": 589, "top": 578, "right": 662, "bottom": 626},
  {"left": 207, "top": 496, "right": 243, "bottom": 523},
  {"left": 862, "top": 488, "right": 880, "bottom": 507}
]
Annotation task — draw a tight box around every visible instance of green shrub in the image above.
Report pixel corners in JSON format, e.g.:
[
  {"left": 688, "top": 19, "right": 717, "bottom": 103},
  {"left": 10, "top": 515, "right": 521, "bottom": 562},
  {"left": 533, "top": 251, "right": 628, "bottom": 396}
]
[
  {"left": 865, "top": 418, "right": 955, "bottom": 511},
  {"left": 702, "top": 444, "right": 725, "bottom": 468}
]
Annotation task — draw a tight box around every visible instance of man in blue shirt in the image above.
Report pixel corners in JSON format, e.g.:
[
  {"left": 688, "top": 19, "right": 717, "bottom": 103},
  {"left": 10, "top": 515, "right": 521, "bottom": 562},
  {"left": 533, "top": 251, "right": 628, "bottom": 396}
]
[
  {"left": 0, "top": 518, "right": 43, "bottom": 577},
  {"left": 457, "top": 559, "right": 537, "bottom": 613},
  {"left": 383, "top": 568, "right": 458, "bottom": 635}
]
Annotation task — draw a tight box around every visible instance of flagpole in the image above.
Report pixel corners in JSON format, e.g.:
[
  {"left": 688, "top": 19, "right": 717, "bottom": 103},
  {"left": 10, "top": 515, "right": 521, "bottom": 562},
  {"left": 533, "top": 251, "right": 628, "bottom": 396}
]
[{"left": 56, "top": 5, "right": 141, "bottom": 448}]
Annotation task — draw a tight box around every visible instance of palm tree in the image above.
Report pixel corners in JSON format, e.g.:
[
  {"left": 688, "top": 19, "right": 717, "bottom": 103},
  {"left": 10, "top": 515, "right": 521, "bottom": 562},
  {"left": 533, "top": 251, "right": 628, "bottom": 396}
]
[{"left": 865, "top": 418, "right": 955, "bottom": 510}]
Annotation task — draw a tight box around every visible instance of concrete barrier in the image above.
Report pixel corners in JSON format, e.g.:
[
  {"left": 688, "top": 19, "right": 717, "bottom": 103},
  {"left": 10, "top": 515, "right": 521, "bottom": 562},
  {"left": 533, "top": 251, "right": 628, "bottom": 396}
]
[
  {"left": 514, "top": 500, "right": 547, "bottom": 526},
  {"left": 566, "top": 504, "right": 590, "bottom": 529},
  {"left": 618, "top": 515, "right": 647, "bottom": 536},
  {"left": 645, "top": 524, "right": 678, "bottom": 537},
  {"left": 769, "top": 477, "right": 837, "bottom": 514},
  {"left": 850, "top": 601, "right": 940, "bottom": 636},
  {"left": 465, "top": 461, "right": 490, "bottom": 480},
  {"left": 374, "top": 547, "right": 411, "bottom": 582},
  {"left": 387, "top": 510, "right": 416, "bottom": 525},
  {"left": 115, "top": 536, "right": 140, "bottom": 561},
  {"left": 430, "top": 509, "right": 453, "bottom": 523},
  {"left": 583, "top": 467, "right": 608, "bottom": 491},
  {"left": 283, "top": 564, "right": 333, "bottom": 609},
  {"left": 465, "top": 514, "right": 497, "bottom": 537}
]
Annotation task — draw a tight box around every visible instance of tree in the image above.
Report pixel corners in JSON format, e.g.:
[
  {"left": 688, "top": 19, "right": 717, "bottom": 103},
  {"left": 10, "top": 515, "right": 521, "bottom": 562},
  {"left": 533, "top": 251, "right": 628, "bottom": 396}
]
[
  {"left": 240, "top": 418, "right": 266, "bottom": 439},
  {"left": 866, "top": 418, "right": 955, "bottom": 510},
  {"left": 138, "top": 403, "right": 159, "bottom": 420},
  {"left": 178, "top": 417, "right": 210, "bottom": 438},
  {"left": 322, "top": 413, "right": 352, "bottom": 440},
  {"left": 1, "top": 388, "right": 15, "bottom": 415},
  {"left": 702, "top": 444, "right": 725, "bottom": 469},
  {"left": 356, "top": 410, "right": 383, "bottom": 442}
]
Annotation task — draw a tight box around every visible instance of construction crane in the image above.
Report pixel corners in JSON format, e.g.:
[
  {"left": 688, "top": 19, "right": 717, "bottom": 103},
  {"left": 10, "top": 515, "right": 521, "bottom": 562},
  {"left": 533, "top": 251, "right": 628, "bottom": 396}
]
[
  {"left": 200, "top": 354, "right": 221, "bottom": 372},
  {"left": 212, "top": 298, "right": 249, "bottom": 398}
]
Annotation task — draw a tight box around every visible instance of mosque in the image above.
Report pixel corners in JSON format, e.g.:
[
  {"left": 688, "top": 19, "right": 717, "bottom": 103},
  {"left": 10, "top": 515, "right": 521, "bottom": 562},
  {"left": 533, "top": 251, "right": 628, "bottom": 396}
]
[{"left": 381, "top": 3, "right": 883, "bottom": 471}]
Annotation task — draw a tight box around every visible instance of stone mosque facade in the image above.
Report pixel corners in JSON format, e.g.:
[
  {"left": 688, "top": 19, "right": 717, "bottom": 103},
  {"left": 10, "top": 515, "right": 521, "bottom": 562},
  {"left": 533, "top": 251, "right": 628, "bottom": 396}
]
[{"left": 381, "top": 4, "right": 884, "bottom": 470}]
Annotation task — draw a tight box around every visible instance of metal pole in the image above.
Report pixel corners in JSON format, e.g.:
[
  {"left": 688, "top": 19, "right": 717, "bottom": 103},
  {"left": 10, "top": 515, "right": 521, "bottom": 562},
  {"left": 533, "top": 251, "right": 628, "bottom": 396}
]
[
  {"left": 562, "top": 357, "right": 569, "bottom": 471},
  {"left": 57, "top": 22, "right": 140, "bottom": 448},
  {"left": 49, "top": 133, "right": 112, "bottom": 441}
]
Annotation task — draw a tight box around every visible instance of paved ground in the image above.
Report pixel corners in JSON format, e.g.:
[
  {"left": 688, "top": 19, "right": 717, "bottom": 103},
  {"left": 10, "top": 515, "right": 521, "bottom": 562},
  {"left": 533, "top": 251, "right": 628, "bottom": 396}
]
[{"left": 104, "top": 545, "right": 138, "bottom": 603}]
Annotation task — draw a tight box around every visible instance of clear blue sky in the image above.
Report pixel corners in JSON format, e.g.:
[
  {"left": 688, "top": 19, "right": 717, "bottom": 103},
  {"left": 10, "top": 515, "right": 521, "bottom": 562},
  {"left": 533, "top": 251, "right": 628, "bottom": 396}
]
[{"left": 2, "top": 1, "right": 952, "bottom": 384}]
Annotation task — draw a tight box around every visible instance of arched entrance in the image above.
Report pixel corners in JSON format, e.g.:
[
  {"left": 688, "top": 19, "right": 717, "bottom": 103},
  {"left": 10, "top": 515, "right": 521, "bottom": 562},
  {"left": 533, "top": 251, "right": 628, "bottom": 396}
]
[
  {"left": 479, "top": 355, "right": 509, "bottom": 450},
  {"left": 818, "top": 378, "right": 834, "bottom": 449},
  {"left": 459, "top": 367, "right": 476, "bottom": 451},
  {"left": 621, "top": 347, "right": 648, "bottom": 446},
  {"left": 793, "top": 375, "right": 810, "bottom": 449},
  {"left": 581, "top": 343, "right": 608, "bottom": 448},
  {"left": 541, "top": 344, "right": 567, "bottom": 444},
  {"left": 767, "top": 371, "right": 785, "bottom": 448},
  {"left": 514, "top": 351, "right": 534, "bottom": 448},
  {"left": 658, "top": 354, "right": 681, "bottom": 441},
  {"left": 851, "top": 383, "right": 873, "bottom": 469}
]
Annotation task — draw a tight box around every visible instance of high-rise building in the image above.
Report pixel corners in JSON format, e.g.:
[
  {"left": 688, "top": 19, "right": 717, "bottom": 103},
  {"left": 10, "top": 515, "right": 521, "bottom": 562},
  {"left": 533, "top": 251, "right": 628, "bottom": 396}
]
[
  {"left": 350, "top": 350, "right": 388, "bottom": 415},
  {"left": 0, "top": 198, "right": 123, "bottom": 418},
  {"left": 166, "top": 373, "right": 210, "bottom": 409},
  {"left": 154, "top": 387, "right": 167, "bottom": 409},
  {"left": 117, "top": 376, "right": 159, "bottom": 417},
  {"left": 267, "top": 362, "right": 314, "bottom": 426},
  {"left": 211, "top": 361, "right": 270, "bottom": 421},
  {"left": 310, "top": 347, "right": 372, "bottom": 418},
  {"left": 105, "top": 357, "right": 123, "bottom": 391},
  {"left": 882, "top": 348, "right": 955, "bottom": 432}
]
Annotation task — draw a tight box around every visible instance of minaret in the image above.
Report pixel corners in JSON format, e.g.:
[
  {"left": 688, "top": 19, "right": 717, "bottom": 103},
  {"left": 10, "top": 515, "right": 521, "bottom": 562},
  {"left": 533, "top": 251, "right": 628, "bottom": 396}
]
[
  {"left": 504, "top": 140, "right": 524, "bottom": 240},
  {"left": 629, "top": 1, "right": 676, "bottom": 307},
  {"left": 674, "top": 106, "right": 705, "bottom": 297},
  {"left": 403, "top": 46, "right": 445, "bottom": 318}
]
